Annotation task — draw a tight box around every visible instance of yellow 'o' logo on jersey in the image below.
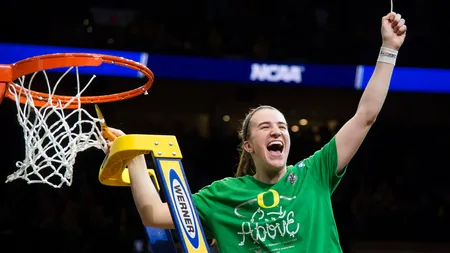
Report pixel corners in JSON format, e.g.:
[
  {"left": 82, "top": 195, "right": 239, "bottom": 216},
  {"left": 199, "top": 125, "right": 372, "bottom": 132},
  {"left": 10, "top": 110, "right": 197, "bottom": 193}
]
[{"left": 257, "top": 189, "right": 280, "bottom": 209}]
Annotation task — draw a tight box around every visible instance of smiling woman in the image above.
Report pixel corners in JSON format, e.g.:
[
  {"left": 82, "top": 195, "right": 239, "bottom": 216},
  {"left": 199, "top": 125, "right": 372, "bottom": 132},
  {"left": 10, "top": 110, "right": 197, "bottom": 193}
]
[{"left": 190, "top": 104, "right": 346, "bottom": 253}]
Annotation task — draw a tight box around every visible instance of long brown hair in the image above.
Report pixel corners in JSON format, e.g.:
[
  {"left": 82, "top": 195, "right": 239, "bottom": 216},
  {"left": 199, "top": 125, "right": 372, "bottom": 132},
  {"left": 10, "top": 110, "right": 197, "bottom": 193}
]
[{"left": 235, "top": 105, "right": 276, "bottom": 177}]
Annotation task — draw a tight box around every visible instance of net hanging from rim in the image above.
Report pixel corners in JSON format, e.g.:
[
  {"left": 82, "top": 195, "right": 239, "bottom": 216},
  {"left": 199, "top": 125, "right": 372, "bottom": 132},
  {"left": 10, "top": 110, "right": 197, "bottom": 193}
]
[{"left": 0, "top": 53, "right": 154, "bottom": 188}]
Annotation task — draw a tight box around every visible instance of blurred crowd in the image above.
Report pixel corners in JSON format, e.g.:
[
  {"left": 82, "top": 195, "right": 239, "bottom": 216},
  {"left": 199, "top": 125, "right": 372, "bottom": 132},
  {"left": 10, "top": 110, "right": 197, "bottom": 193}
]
[{"left": 0, "top": 0, "right": 442, "bottom": 67}]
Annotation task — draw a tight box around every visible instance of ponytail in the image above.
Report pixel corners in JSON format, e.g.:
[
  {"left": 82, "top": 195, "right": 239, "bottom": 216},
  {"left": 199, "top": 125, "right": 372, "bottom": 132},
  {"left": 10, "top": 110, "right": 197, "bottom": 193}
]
[{"left": 235, "top": 147, "right": 255, "bottom": 177}]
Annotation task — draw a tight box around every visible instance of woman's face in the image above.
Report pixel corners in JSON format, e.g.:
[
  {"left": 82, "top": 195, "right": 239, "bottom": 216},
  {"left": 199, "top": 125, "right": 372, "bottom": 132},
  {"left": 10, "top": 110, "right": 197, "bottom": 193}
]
[{"left": 244, "top": 108, "right": 291, "bottom": 174}]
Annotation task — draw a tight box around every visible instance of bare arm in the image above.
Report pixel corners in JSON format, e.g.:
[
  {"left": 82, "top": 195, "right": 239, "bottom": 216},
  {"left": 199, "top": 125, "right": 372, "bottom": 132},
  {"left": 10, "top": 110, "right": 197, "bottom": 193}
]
[
  {"left": 107, "top": 127, "right": 174, "bottom": 229},
  {"left": 128, "top": 155, "right": 175, "bottom": 229},
  {"left": 335, "top": 62, "right": 393, "bottom": 171},
  {"left": 335, "top": 12, "right": 407, "bottom": 173}
]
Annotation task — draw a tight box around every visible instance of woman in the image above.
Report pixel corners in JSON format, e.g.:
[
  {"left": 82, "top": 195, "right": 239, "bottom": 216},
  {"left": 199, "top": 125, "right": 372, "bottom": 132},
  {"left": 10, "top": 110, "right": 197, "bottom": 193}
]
[{"left": 106, "top": 12, "right": 407, "bottom": 253}]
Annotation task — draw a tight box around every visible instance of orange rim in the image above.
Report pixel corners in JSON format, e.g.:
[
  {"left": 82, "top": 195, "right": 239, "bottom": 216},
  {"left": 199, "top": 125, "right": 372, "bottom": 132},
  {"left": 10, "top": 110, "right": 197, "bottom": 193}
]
[{"left": 0, "top": 53, "right": 154, "bottom": 109}]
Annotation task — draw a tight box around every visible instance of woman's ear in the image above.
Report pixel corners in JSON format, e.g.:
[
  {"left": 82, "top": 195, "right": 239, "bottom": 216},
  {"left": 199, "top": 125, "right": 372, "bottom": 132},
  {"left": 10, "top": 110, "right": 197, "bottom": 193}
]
[{"left": 243, "top": 140, "right": 253, "bottom": 153}]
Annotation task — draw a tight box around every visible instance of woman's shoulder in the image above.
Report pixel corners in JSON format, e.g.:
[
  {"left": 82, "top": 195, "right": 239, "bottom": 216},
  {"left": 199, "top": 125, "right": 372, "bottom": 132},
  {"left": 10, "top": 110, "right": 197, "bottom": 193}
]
[
  {"left": 212, "top": 176, "right": 249, "bottom": 188},
  {"left": 196, "top": 176, "right": 250, "bottom": 195}
]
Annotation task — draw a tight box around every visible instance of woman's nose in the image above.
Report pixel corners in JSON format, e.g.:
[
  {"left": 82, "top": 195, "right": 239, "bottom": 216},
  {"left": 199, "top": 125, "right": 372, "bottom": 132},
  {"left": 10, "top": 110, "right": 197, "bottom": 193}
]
[{"left": 270, "top": 129, "right": 281, "bottom": 137}]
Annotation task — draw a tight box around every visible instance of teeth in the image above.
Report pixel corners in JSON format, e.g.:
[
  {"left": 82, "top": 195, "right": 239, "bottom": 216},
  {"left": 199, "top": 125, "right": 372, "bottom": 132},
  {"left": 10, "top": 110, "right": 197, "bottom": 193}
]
[{"left": 268, "top": 141, "right": 283, "bottom": 146}]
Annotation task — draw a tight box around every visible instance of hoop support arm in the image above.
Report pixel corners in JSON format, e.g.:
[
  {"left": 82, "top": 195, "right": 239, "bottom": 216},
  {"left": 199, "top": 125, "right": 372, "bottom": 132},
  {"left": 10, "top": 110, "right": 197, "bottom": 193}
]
[{"left": 98, "top": 134, "right": 182, "bottom": 186}]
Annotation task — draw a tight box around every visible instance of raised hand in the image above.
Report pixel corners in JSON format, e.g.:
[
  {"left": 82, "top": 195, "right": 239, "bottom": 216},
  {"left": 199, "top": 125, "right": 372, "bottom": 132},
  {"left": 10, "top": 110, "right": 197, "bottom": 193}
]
[
  {"left": 381, "top": 12, "right": 407, "bottom": 50},
  {"left": 104, "top": 127, "right": 126, "bottom": 154}
]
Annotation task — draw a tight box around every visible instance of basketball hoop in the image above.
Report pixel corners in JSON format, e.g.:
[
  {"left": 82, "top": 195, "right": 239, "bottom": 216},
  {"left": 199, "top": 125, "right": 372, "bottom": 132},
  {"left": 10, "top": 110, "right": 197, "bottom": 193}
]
[{"left": 0, "top": 53, "right": 154, "bottom": 188}]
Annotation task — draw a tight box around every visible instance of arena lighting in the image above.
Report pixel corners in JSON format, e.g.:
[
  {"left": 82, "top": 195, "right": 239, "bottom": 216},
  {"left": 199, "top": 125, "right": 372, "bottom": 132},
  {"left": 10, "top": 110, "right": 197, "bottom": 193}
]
[{"left": 299, "top": 119, "right": 308, "bottom": 126}]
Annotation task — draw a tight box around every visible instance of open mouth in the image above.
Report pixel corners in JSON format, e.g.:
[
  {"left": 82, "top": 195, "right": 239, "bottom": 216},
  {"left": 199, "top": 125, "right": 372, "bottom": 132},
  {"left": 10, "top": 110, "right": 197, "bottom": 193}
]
[{"left": 267, "top": 140, "right": 284, "bottom": 155}]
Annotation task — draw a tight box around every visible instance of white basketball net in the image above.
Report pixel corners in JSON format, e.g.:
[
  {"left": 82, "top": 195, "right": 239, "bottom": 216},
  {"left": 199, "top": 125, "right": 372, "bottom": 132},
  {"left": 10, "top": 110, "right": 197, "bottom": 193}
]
[{"left": 5, "top": 67, "right": 107, "bottom": 188}]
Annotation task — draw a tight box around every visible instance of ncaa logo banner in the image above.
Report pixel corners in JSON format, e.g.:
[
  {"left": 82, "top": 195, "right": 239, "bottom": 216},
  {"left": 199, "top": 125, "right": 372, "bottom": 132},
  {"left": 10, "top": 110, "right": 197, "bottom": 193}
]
[
  {"left": 250, "top": 63, "right": 305, "bottom": 83},
  {"left": 155, "top": 158, "right": 210, "bottom": 253}
]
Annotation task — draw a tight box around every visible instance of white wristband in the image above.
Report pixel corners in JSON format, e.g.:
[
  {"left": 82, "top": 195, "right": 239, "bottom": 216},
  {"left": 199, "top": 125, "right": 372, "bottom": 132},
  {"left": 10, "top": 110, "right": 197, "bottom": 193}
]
[{"left": 377, "top": 47, "right": 398, "bottom": 65}]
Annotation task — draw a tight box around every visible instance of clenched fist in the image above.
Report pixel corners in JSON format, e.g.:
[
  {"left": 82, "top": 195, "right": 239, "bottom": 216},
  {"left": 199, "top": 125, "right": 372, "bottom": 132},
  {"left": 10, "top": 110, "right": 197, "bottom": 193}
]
[{"left": 381, "top": 12, "right": 407, "bottom": 51}]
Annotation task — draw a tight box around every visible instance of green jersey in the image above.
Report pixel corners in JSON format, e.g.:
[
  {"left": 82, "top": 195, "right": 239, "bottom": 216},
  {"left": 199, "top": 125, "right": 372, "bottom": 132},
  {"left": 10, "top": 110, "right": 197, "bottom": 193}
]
[{"left": 192, "top": 137, "right": 346, "bottom": 253}]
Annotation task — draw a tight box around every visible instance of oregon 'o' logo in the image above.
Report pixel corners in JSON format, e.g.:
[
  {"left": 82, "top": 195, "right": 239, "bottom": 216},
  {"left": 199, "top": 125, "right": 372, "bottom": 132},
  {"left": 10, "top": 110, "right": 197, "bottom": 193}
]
[
  {"left": 257, "top": 189, "right": 280, "bottom": 209},
  {"left": 169, "top": 169, "right": 199, "bottom": 248}
]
